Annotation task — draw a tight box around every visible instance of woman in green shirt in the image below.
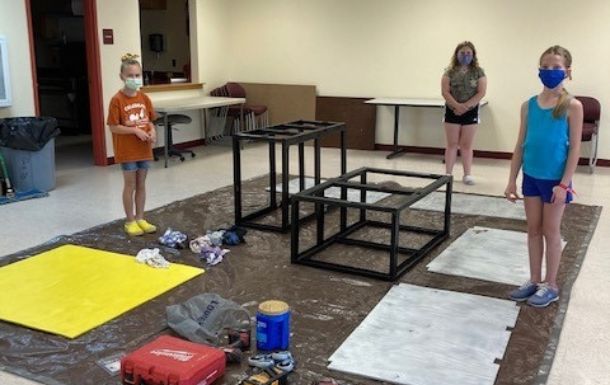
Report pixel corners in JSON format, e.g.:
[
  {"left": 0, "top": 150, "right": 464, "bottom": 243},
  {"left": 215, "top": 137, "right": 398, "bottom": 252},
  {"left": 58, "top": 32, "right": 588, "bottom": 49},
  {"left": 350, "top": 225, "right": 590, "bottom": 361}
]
[{"left": 441, "top": 41, "right": 487, "bottom": 185}]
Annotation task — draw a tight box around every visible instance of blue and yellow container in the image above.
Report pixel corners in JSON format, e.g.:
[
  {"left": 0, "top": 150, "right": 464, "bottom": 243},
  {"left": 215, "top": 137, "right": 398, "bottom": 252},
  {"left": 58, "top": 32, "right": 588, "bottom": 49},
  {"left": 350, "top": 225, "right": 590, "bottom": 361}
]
[{"left": 256, "top": 300, "right": 290, "bottom": 351}]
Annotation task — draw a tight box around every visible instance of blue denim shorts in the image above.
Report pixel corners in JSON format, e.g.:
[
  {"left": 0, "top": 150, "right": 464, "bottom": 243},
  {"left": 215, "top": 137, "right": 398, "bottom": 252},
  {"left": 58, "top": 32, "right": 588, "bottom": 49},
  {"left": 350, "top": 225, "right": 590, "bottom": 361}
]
[
  {"left": 120, "top": 160, "right": 150, "bottom": 171},
  {"left": 522, "top": 173, "right": 572, "bottom": 204}
]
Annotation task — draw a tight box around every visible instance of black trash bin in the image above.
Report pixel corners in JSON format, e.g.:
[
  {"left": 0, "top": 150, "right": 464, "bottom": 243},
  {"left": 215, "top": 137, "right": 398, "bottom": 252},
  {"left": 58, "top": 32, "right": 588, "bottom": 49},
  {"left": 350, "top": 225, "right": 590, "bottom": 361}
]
[{"left": 0, "top": 117, "right": 60, "bottom": 192}]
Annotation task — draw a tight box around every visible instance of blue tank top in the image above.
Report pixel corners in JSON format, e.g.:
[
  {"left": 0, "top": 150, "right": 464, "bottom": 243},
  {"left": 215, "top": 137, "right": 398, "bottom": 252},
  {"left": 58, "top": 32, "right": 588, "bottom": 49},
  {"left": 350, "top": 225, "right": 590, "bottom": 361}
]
[{"left": 522, "top": 96, "right": 570, "bottom": 180}]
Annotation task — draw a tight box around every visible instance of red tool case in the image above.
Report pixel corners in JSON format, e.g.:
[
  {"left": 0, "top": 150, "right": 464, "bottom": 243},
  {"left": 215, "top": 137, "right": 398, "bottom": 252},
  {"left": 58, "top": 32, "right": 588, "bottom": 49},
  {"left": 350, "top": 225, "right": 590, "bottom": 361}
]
[{"left": 121, "top": 335, "right": 226, "bottom": 385}]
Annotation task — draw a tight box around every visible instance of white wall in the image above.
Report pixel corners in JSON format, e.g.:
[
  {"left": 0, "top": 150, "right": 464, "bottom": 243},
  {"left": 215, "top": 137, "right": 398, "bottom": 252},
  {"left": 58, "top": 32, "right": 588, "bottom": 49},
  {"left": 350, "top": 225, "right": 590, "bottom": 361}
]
[
  {"left": 95, "top": 0, "right": 200, "bottom": 157},
  {"left": 96, "top": 0, "right": 143, "bottom": 157},
  {"left": 0, "top": 0, "right": 35, "bottom": 118},
  {"left": 193, "top": 0, "right": 230, "bottom": 91},
  {"left": 215, "top": 0, "right": 610, "bottom": 157},
  {"left": 2, "top": 0, "right": 609, "bottom": 159},
  {"left": 98, "top": 0, "right": 214, "bottom": 158}
]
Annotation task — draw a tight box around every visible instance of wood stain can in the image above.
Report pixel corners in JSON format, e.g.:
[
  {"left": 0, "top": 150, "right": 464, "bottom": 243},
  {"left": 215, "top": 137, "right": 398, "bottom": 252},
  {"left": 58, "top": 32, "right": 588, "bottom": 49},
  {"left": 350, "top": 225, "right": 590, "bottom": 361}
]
[{"left": 256, "top": 300, "right": 290, "bottom": 351}]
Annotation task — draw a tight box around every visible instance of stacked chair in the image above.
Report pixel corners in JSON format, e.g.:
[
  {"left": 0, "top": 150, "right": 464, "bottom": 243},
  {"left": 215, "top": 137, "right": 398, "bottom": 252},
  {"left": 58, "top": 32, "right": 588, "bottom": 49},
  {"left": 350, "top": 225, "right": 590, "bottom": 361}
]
[
  {"left": 574, "top": 96, "right": 601, "bottom": 173},
  {"left": 210, "top": 83, "right": 268, "bottom": 133}
]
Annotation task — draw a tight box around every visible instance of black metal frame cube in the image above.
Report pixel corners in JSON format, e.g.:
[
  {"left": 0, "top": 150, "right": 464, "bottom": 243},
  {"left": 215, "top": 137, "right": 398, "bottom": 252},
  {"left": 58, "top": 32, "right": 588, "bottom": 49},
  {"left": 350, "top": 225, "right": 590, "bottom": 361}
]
[
  {"left": 233, "top": 120, "right": 347, "bottom": 233},
  {"left": 290, "top": 167, "right": 452, "bottom": 281}
]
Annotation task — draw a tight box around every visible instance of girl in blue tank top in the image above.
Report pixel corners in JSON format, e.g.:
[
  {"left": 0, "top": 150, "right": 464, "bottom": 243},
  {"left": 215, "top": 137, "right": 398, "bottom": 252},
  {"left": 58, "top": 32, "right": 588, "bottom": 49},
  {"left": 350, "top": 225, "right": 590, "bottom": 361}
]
[{"left": 504, "top": 46, "right": 583, "bottom": 308}]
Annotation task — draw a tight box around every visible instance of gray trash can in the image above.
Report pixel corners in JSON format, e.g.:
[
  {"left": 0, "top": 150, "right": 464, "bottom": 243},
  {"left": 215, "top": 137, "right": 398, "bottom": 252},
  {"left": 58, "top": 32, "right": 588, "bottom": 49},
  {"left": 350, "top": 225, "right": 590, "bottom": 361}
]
[
  {"left": 0, "top": 117, "right": 60, "bottom": 193},
  {"left": 0, "top": 138, "right": 56, "bottom": 192}
]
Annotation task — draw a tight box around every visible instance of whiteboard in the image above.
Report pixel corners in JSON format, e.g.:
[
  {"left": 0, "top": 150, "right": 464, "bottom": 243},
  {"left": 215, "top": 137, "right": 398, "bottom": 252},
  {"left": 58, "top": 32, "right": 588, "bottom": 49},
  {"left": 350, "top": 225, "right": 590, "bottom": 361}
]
[{"left": 0, "top": 36, "right": 12, "bottom": 108}]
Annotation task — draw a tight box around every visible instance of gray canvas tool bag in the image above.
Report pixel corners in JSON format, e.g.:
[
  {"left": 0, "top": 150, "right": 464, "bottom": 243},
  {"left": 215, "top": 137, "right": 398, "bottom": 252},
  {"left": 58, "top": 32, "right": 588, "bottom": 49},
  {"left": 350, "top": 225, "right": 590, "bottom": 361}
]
[{"left": 167, "top": 293, "right": 251, "bottom": 346}]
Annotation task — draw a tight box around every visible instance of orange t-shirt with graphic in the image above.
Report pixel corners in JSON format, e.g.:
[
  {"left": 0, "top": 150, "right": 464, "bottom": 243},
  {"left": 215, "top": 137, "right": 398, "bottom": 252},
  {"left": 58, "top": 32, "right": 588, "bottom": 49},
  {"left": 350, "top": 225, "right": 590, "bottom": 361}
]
[{"left": 106, "top": 91, "right": 156, "bottom": 163}]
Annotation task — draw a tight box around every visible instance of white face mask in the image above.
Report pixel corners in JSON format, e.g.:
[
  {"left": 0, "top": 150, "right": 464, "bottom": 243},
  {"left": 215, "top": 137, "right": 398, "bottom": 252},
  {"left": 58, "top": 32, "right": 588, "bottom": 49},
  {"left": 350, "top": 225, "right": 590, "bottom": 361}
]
[{"left": 124, "top": 77, "right": 143, "bottom": 90}]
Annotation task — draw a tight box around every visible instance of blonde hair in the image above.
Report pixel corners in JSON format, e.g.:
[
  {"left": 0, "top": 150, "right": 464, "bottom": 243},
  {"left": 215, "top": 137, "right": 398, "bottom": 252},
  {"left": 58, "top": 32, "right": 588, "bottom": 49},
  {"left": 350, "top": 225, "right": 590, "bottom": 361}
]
[
  {"left": 448, "top": 41, "right": 480, "bottom": 72},
  {"left": 120, "top": 53, "right": 141, "bottom": 73},
  {"left": 540, "top": 45, "right": 572, "bottom": 119}
]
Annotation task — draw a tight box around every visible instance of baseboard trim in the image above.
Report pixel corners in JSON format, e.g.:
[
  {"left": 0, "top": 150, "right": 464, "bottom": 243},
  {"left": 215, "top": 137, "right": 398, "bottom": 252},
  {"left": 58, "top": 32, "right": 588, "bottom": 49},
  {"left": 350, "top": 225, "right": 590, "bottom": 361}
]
[{"left": 164, "top": 139, "right": 206, "bottom": 151}]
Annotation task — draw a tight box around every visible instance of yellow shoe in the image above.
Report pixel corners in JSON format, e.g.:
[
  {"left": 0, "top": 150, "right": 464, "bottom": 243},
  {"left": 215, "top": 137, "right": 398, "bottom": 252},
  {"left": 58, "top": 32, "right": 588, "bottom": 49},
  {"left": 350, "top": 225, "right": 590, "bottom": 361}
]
[
  {"left": 136, "top": 219, "right": 157, "bottom": 234},
  {"left": 124, "top": 221, "right": 144, "bottom": 236}
]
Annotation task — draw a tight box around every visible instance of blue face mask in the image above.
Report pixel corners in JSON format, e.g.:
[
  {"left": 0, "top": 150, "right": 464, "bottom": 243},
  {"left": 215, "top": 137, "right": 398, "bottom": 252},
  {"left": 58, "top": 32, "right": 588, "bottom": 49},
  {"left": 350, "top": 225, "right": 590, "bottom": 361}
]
[
  {"left": 125, "top": 77, "right": 143, "bottom": 91},
  {"left": 458, "top": 53, "right": 473, "bottom": 66},
  {"left": 538, "top": 69, "right": 565, "bottom": 89}
]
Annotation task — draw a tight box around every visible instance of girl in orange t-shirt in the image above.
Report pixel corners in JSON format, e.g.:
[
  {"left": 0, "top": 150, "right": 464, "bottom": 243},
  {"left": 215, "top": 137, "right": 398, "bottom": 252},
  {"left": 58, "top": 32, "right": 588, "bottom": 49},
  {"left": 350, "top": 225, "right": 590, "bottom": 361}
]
[{"left": 107, "top": 54, "right": 157, "bottom": 236}]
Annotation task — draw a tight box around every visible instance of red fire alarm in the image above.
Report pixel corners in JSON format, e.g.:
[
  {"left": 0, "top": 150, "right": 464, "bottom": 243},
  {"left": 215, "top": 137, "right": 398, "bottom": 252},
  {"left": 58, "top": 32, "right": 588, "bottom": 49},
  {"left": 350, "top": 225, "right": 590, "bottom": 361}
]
[{"left": 102, "top": 29, "right": 114, "bottom": 44}]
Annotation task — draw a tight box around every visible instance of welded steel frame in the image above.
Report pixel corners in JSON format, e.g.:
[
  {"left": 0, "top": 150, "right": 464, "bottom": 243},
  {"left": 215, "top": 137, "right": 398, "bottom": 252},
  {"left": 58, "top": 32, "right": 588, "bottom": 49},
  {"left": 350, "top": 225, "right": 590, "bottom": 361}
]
[
  {"left": 290, "top": 167, "right": 452, "bottom": 281},
  {"left": 233, "top": 120, "right": 347, "bottom": 233}
]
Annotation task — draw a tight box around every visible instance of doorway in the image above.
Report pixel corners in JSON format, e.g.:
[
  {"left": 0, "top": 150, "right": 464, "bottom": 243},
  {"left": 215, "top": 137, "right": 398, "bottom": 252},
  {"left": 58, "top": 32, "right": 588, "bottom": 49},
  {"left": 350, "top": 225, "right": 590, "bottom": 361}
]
[{"left": 27, "top": 0, "right": 106, "bottom": 167}]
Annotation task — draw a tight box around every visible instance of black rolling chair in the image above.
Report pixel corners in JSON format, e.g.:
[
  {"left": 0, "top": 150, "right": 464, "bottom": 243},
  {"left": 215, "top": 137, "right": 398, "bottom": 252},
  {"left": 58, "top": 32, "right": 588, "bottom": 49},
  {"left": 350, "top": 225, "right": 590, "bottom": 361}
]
[{"left": 153, "top": 114, "right": 196, "bottom": 162}]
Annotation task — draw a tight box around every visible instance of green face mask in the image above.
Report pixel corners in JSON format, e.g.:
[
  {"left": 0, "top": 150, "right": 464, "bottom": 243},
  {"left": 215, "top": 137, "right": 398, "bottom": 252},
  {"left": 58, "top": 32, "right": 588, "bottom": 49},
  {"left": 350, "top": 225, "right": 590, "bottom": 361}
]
[{"left": 125, "top": 77, "right": 143, "bottom": 91}]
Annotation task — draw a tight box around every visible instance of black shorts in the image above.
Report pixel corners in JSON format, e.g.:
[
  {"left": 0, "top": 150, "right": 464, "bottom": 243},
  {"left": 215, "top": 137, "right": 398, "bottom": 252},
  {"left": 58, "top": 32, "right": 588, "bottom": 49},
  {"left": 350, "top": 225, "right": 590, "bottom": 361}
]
[{"left": 444, "top": 104, "right": 480, "bottom": 125}]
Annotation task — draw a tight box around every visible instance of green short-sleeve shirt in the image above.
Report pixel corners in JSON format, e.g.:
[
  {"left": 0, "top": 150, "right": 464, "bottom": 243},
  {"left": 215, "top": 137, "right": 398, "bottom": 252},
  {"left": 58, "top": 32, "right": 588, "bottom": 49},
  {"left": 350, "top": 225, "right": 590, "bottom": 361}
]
[{"left": 444, "top": 67, "right": 486, "bottom": 103}]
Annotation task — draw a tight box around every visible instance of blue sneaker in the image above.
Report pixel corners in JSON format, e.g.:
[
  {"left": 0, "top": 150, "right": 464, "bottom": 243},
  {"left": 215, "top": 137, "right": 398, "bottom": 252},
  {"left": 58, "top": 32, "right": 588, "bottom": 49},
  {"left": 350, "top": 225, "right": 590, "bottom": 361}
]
[
  {"left": 509, "top": 281, "right": 538, "bottom": 302},
  {"left": 527, "top": 284, "right": 559, "bottom": 308}
]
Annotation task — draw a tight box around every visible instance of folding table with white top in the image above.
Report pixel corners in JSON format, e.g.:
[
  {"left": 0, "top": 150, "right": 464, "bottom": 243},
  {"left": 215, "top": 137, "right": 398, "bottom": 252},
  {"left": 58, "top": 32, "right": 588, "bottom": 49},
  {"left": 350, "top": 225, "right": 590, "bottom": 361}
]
[
  {"left": 365, "top": 98, "right": 488, "bottom": 159},
  {"left": 154, "top": 96, "right": 246, "bottom": 167}
]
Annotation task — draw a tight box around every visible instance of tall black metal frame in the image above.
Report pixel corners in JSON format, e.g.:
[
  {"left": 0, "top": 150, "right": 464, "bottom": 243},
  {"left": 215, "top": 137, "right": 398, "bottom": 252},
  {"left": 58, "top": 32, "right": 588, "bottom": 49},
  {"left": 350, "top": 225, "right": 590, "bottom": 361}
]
[
  {"left": 233, "top": 120, "right": 347, "bottom": 233},
  {"left": 291, "top": 167, "right": 452, "bottom": 281}
]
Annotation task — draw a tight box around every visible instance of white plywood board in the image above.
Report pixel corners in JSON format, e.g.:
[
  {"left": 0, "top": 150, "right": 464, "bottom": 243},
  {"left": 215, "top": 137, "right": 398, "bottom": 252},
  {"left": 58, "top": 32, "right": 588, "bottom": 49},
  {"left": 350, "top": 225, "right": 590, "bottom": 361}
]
[
  {"left": 328, "top": 283, "right": 519, "bottom": 385},
  {"left": 426, "top": 227, "right": 565, "bottom": 286},
  {"left": 268, "top": 177, "right": 390, "bottom": 203},
  {"left": 412, "top": 192, "right": 526, "bottom": 220}
]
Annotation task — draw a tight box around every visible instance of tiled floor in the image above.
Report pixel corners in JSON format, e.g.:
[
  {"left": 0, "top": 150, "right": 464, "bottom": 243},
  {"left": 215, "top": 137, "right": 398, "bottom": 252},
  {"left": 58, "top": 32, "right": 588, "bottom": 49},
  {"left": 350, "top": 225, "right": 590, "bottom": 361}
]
[{"left": 1, "top": 141, "right": 608, "bottom": 385}]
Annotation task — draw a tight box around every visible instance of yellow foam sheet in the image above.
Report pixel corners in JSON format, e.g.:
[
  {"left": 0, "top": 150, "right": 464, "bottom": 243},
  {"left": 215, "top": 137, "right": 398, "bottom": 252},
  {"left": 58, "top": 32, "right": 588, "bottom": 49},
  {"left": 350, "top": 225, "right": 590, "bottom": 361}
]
[{"left": 0, "top": 244, "right": 204, "bottom": 339}]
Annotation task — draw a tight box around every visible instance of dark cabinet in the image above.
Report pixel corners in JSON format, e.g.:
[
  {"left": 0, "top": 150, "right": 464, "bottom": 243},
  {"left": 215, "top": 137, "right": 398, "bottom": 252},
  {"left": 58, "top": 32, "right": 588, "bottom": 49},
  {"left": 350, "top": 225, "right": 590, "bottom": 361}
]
[
  {"left": 139, "top": 0, "right": 167, "bottom": 10},
  {"left": 315, "top": 96, "right": 376, "bottom": 150}
]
